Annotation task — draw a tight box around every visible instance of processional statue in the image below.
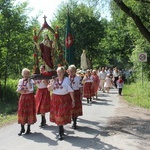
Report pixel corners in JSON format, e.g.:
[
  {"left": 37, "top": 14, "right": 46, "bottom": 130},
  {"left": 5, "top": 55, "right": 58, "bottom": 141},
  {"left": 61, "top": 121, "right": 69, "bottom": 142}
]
[
  {"left": 32, "top": 16, "right": 63, "bottom": 79},
  {"left": 80, "top": 49, "right": 91, "bottom": 70}
]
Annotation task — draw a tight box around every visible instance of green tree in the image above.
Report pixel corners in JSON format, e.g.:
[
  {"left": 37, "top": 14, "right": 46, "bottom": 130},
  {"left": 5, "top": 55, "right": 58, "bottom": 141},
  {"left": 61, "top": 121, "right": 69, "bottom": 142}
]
[
  {"left": 0, "top": 0, "right": 40, "bottom": 86},
  {"left": 51, "top": 1, "right": 105, "bottom": 68},
  {"left": 83, "top": 0, "right": 150, "bottom": 43},
  {"left": 113, "top": 0, "right": 150, "bottom": 43}
]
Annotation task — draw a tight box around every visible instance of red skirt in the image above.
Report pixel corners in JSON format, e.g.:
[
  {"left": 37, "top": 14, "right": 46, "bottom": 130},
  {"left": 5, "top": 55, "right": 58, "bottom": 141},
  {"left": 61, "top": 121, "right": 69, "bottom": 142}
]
[
  {"left": 35, "top": 88, "right": 50, "bottom": 114},
  {"left": 93, "top": 82, "right": 99, "bottom": 93},
  {"left": 18, "top": 93, "right": 36, "bottom": 124},
  {"left": 83, "top": 82, "right": 95, "bottom": 98},
  {"left": 50, "top": 94, "right": 72, "bottom": 125},
  {"left": 72, "top": 90, "right": 83, "bottom": 118}
]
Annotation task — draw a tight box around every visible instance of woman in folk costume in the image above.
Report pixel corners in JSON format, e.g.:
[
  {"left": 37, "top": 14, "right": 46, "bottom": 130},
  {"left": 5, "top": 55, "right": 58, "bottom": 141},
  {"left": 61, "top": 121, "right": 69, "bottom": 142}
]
[
  {"left": 47, "top": 66, "right": 75, "bottom": 140},
  {"left": 34, "top": 65, "right": 50, "bottom": 127},
  {"left": 68, "top": 65, "right": 83, "bottom": 129},
  {"left": 17, "top": 68, "right": 36, "bottom": 136},
  {"left": 92, "top": 69, "right": 100, "bottom": 99},
  {"left": 83, "top": 69, "right": 95, "bottom": 103}
]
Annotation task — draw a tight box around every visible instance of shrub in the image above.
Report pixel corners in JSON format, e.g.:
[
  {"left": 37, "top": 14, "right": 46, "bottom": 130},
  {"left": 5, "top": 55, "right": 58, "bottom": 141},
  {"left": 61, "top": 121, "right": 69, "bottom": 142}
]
[{"left": 0, "top": 79, "right": 19, "bottom": 114}]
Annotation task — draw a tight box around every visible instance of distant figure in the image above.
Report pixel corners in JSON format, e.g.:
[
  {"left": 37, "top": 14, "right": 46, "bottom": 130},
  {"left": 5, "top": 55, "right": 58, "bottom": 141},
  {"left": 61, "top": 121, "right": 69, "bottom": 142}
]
[
  {"left": 83, "top": 69, "right": 95, "bottom": 103},
  {"left": 113, "top": 67, "right": 120, "bottom": 88},
  {"left": 81, "top": 50, "right": 88, "bottom": 70},
  {"left": 98, "top": 67, "right": 107, "bottom": 93},
  {"left": 104, "top": 74, "right": 112, "bottom": 93},
  {"left": 116, "top": 76, "right": 124, "bottom": 96},
  {"left": 92, "top": 70, "right": 100, "bottom": 99}
]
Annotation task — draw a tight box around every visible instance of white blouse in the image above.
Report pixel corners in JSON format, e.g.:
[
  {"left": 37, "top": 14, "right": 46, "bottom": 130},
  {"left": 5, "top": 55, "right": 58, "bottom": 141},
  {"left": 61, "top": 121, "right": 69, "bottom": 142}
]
[
  {"left": 52, "top": 77, "right": 73, "bottom": 95},
  {"left": 69, "top": 75, "right": 83, "bottom": 90},
  {"left": 113, "top": 71, "right": 120, "bottom": 77},
  {"left": 83, "top": 75, "right": 93, "bottom": 83},
  {"left": 34, "top": 80, "right": 47, "bottom": 89},
  {"left": 17, "top": 79, "right": 34, "bottom": 93}
]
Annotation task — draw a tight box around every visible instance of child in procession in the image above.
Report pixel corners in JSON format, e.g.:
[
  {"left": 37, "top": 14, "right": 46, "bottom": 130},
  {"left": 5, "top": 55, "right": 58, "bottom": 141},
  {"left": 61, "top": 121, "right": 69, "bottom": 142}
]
[{"left": 116, "top": 76, "right": 124, "bottom": 96}]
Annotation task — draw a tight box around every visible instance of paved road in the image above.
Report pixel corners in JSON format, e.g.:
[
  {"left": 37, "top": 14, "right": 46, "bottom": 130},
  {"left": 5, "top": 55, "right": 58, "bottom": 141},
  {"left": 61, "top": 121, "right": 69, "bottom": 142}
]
[{"left": 0, "top": 89, "right": 120, "bottom": 150}]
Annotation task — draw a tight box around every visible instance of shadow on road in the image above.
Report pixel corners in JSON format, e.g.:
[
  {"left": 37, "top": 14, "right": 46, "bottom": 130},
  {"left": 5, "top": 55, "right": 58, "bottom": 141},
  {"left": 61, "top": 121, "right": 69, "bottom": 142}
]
[
  {"left": 105, "top": 116, "right": 150, "bottom": 139},
  {"left": 22, "top": 126, "right": 120, "bottom": 150},
  {"left": 64, "top": 135, "right": 119, "bottom": 150},
  {"left": 23, "top": 132, "right": 58, "bottom": 146}
]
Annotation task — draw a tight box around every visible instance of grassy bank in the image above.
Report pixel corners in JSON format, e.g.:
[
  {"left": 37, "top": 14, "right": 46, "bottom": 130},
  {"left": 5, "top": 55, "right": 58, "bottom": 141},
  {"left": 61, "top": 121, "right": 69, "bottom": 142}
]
[
  {"left": 123, "top": 82, "right": 150, "bottom": 109},
  {"left": 0, "top": 113, "right": 17, "bottom": 127}
]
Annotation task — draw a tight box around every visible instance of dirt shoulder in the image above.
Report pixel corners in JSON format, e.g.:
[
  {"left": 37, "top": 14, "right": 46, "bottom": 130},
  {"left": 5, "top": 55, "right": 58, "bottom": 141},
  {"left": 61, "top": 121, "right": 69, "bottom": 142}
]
[{"left": 101, "top": 96, "right": 150, "bottom": 150}]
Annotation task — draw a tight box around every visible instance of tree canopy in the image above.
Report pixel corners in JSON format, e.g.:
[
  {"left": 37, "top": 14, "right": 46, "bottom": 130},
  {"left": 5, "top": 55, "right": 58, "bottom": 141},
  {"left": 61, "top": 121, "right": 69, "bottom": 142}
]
[
  {"left": 0, "top": 0, "right": 39, "bottom": 85},
  {"left": 0, "top": 0, "right": 150, "bottom": 82}
]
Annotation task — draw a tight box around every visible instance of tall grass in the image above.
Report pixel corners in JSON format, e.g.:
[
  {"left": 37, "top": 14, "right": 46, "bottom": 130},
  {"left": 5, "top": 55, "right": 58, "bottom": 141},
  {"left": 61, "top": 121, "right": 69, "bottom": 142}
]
[{"left": 123, "top": 81, "right": 150, "bottom": 109}]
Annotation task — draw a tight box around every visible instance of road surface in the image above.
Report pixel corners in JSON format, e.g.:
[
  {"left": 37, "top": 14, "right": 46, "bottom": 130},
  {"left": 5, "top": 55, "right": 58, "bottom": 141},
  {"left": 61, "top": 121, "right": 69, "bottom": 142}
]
[{"left": 0, "top": 89, "right": 123, "bottom": 150}]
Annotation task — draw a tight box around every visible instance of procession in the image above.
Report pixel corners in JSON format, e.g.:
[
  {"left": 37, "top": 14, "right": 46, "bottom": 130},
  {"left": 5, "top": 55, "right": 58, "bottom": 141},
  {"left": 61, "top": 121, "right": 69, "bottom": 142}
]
[
  {"left": 16, "top": 16, "right": 126, "bottom": 141},
  {"left": 1, "top": 0, "right": 150, "bottom": 149}
]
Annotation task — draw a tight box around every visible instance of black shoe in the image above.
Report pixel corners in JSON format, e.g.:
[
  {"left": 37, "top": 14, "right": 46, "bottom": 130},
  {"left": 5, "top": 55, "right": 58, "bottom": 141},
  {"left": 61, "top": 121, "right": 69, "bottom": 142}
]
[
  {"left": 26, "top": 125, "right": 31, "bottom": 134},
  {"left": 18, "top": 128, "right": 25, "bottom": 136},
  {"left": 18, "top": 125, "right": 25, "bottom": 136},
  {"left": 39, "top": 123, "right": 45, "bottom": 128},
  {"left": 58, "top": 125, "right": 63, "bottom": 140},
  {"left": 25, "top": 130, "right": 31, "bottom": 134},
  {"left": 39, "top": 116, "right": 46, "bottom": 127},
  {"left": 72, "top": 117, "right": 77, "bottom": 129},
  {"left": 43, "top": 116, "right": 46, "bottom": 125},
  {"left": 87, "top": 98, "right": 89, "bottom": 103},
  {"left": 58, "top": 134, "right": 63, "bottom": 140},
  {"left": 90, "top": 98, "right": 92, "bottom": 103},
  {"left": 72, "top": 124, "right": 77, "bottom": 129},
  {"left": 62, "top": 126, "right": 65, "bottom": 135},
  {"left": 25, "top": 128, "right": 31, "bottom": 134}
]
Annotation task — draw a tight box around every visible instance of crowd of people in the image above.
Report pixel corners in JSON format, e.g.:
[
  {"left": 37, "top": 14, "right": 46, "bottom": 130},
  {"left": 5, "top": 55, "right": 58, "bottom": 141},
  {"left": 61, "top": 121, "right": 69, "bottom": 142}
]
[
  {"left": 16, "top": 65, "right": 82, "bottom": 140},
  {"left": 16, "top": 64, "right": 127, "bottom": 140},
  {"left": 14, "top": 33, "right": 129, "bottom": 141}
]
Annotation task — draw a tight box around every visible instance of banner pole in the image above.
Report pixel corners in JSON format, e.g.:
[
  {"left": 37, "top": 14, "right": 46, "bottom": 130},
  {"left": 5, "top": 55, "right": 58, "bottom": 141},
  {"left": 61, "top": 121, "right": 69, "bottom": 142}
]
[{"left": 142, "top": 62, "right": 143, "bottom": 85}]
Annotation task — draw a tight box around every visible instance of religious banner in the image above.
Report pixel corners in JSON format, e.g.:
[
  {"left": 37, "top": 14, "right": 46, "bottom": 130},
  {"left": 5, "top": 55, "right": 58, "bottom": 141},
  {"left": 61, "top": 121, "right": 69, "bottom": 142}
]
[{"left": 65, "top": 12, "right": 75, "bottom": 65}]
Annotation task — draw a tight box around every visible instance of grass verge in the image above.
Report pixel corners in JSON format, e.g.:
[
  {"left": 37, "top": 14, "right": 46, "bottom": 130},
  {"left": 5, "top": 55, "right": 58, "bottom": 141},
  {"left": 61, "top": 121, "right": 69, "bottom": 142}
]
[
  {"left": 123, "top": 82, "right": 150, "bottom": 109},
  {"left": 0, "top": 113, "right": 17, "bottom": 127}
]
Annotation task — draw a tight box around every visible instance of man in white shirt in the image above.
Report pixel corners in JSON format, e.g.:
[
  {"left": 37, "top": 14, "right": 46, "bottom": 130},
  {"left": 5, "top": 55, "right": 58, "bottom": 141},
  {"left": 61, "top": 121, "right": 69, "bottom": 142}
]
[{"left": 98, "top": 67, "right": 107, "bottom": 92}]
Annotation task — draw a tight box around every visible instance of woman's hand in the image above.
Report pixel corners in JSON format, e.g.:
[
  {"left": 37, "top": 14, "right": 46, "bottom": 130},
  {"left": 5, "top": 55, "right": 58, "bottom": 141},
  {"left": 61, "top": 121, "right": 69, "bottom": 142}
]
[
  {"left": 69, "top": 92, "right": 75, "bottom": 107},
  {"left": 72, "top": 100, "right": 75, "bottom": 108},
  {"left": 42, "top": 79, "right": 49, "bottom": 86},
  {"left": 47, "top": 80, "right": 54, "bottom": 91}
]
